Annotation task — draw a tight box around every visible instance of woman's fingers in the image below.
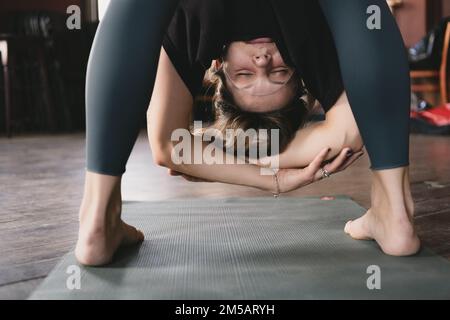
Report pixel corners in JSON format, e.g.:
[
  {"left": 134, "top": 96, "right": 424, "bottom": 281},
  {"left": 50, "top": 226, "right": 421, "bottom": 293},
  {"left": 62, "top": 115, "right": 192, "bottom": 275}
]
[
  {"left": 278, "top": 147, "right": 364, "bottom": 192},
  {"left": 323, "top": 147, "right": 353, "bottom": 173},
  {"left": 311, "top": 148, "right": 353, "bottom": 181},
  {"left": 274, "top": 148, "right": 330, "bottom": 192},
  {"left": 337, "top": 150, "right": 364, "bottom": 171},
  {"left": 312, "top": 149, "right": 364, "bottom": 181},
  {"left": 288, "top": 147, "right": 336, "bottom": 189},
  {"left": 303, "top": 147, "right": 332, "bottom": 181}
]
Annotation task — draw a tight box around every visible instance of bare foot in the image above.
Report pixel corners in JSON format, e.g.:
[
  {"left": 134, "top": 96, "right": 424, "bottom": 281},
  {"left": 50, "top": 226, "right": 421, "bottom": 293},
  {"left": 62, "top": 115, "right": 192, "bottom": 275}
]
[
  {"left": 75, "top": 213, "right": 144, "bottom": 266},
  {"left": 344, "top": 206, "right": 420, "bottom": 256},
  {"left": 75, "top": 173, "right": 144, "bottom": 266},
  {"left": 344, "top": 167, "right": 420, "bottom": 256}
]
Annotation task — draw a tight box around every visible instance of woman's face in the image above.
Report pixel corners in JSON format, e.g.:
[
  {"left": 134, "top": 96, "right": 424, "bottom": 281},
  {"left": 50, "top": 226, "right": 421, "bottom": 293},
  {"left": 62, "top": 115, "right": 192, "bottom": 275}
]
[{"left": 222, "top": 38, "right": 297, "bottom": 113}]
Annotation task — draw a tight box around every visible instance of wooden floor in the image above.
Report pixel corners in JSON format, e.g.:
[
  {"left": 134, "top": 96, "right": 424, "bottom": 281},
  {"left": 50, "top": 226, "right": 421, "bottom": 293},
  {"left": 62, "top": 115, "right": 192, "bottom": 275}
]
[{"left": 0, "top": 131, "right": 449, "bottom": 299}]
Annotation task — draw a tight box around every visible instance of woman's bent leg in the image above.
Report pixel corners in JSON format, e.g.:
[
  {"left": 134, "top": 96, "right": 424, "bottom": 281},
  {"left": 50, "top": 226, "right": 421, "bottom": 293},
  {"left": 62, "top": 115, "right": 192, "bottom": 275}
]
[
  {"left": 77, "top": 0, "right": 180, "bottom": 266},
  {"left": 319, "top": 0, "right": 420, "bottom": 255}
]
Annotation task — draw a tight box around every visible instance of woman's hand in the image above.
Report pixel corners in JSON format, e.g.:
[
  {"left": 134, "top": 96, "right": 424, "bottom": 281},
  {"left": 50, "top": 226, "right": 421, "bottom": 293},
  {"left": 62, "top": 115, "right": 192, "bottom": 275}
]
[{"left": 275, "top": 147, "right": 364, "bottom": 193}]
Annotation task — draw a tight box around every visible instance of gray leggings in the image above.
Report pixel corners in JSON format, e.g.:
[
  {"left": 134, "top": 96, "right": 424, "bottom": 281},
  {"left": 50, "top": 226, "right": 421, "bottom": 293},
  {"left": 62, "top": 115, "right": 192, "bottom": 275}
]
[{"left": 86, "top": 0, "right": 410, "bottom": 176}]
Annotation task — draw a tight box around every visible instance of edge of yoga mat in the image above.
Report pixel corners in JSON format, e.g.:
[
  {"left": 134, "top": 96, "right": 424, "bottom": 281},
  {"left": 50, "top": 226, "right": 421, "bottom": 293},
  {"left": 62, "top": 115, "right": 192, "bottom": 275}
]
[{"left": 28, "top": 196, "right": 450, "bottom": 300}]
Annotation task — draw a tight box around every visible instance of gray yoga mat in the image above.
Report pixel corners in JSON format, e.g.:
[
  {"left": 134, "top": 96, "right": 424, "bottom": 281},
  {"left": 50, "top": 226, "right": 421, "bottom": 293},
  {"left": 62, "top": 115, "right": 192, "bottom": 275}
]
[{"left": 29, "top": 196, "right": 450, "bottom": 300}]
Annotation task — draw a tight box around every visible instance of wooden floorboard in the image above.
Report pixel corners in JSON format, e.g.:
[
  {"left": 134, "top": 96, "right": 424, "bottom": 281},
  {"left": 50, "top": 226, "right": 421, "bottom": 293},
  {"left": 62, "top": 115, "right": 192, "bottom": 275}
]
[{"left": 1, "top": 131, "right": 449, "bottom": 299}]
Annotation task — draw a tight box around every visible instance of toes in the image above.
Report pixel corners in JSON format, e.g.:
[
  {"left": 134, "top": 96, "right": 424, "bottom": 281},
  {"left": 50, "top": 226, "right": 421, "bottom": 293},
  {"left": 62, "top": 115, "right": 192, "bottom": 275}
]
[
  {"left": 344, "top": 218, "right": 373, "bottom": 241},
  {"left": 344, "top": 220, "right": 353, "bottom": 235},
  {"left": 122, "top": 223, "right": 145, "bottom": 246},
  {"left": 136, "top": 229, "right": 145, "bottom": 241}
]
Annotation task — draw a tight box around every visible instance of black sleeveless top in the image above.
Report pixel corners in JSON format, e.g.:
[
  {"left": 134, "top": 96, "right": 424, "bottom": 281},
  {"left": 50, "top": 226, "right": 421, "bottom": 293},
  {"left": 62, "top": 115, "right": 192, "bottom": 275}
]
[{"left": 162, "top": 0, "right": 344, "bottom": 112}]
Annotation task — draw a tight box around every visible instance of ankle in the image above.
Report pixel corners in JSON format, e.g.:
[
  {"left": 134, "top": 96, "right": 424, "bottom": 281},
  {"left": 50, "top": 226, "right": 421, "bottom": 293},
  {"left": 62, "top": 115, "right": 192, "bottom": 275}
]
[
  {"left": 371, "top": 177, "right": 408, "bottom": 209},
  {"left": 79, "top": 171, "right": 122, "bottom": 216},
  {"left": 370, "top": 195, "right": 408, "bottom": 214},
  {"left": 370, "top": 203, "right": 415, "bottom": 232},
  {"left": 78, "top": 199, "right": 122, "bottom": 229}
]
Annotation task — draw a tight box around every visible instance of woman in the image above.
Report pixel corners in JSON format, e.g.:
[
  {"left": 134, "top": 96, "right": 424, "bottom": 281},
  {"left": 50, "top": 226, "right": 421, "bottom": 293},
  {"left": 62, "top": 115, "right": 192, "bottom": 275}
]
[{"left": 76, "top": 0, "right": 419, "bottom": 266}]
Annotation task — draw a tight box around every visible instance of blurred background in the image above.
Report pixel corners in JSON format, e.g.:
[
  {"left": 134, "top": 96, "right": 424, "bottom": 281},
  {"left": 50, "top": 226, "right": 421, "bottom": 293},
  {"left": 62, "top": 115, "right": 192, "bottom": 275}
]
[
  {"left": 0, "top": 0, "right": 450, "bottom": 136},
  {"left": 0, "top": 0, "right": 98, "bottom": 136}
]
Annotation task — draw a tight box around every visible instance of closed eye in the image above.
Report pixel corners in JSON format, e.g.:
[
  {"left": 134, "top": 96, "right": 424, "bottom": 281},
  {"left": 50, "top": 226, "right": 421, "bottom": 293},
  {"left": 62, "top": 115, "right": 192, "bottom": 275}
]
[
  {"left": 236, "top": 73, "right": 254, "bottom": 77},
  {"left": 271, "top": 69, "right": 289, "bottom": 74}
]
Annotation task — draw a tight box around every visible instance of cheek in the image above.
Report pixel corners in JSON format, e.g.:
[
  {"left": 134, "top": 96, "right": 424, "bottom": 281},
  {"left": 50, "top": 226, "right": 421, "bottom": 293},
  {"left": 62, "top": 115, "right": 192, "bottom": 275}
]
[
  {"left": 225, "top": 44, "right": 252, "bottom": 67},
  {"left": 271, "top": 49, "right": 281, "bottom": 61}
]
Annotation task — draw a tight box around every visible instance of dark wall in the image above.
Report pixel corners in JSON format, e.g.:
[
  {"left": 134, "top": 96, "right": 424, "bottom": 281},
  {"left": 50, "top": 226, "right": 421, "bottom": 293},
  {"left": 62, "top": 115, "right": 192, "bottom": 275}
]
[
  {"left": 444, "top": 0, "right": 450, "bottom": 17},
  {"left": 395, "top": 0, "right": 450, "bottom": 48},
  {"left": 0, "top": 0, "right": 82, "bottom": 12},
  {"left": 0, "top": 0, "right": 85, "bottom": 32},
  {"left": 395, "top": 0, "right": 428, "bottom": 48},
  {"left": 0, "top": 0, "right": 97, "bottom": 135}
]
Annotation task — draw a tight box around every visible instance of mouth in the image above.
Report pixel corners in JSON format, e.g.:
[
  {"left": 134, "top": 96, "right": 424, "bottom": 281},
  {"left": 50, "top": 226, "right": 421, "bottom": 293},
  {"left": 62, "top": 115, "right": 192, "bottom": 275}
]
[{"left": 246, "top": 37, "right": 274, "bottom": 44}]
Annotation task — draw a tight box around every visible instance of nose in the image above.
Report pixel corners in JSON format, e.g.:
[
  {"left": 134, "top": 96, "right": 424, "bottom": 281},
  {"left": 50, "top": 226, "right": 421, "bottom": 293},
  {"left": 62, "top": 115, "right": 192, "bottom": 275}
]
[{"left": 252, "top": 52, "right": 271, "bottom": 67}]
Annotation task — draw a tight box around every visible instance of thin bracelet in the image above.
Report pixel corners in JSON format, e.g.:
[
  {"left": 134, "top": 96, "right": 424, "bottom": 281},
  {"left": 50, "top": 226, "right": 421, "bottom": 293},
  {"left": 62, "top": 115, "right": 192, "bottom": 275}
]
[{"left": 272, "top": 169, "right": 281, "bottom": 198}]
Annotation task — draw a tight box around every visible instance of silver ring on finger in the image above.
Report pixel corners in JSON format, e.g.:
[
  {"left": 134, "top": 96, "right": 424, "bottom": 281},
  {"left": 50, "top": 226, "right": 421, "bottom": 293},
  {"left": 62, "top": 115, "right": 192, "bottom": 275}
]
[{"left": 321, "top": 167, "right": 331, "bottom": 179}]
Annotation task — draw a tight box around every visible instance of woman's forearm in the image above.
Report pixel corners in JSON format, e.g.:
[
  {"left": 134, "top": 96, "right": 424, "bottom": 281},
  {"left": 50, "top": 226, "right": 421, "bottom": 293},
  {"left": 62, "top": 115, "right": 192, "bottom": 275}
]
[{"left": 157, "top": 139, "right": 275, "bottom": 192}]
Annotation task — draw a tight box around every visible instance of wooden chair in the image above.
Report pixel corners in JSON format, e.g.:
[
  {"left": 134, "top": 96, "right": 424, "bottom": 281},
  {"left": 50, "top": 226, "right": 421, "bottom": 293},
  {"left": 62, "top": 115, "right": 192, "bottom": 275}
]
[{"left": 411, "top": 22, "right": 450, "bottom": 105}]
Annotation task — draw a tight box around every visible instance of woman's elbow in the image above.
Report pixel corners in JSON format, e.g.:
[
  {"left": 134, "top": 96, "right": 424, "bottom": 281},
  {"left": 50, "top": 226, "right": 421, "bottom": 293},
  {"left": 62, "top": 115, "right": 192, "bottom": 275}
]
[
  {"left": 153, "top": 150, "right": 170, "bottom": 167},
  {"left": 147, "top": 128, "right": 172, "bottom": 167},
  {"left": 150, "top": 142, "right": 173, "bottom": 168}
]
